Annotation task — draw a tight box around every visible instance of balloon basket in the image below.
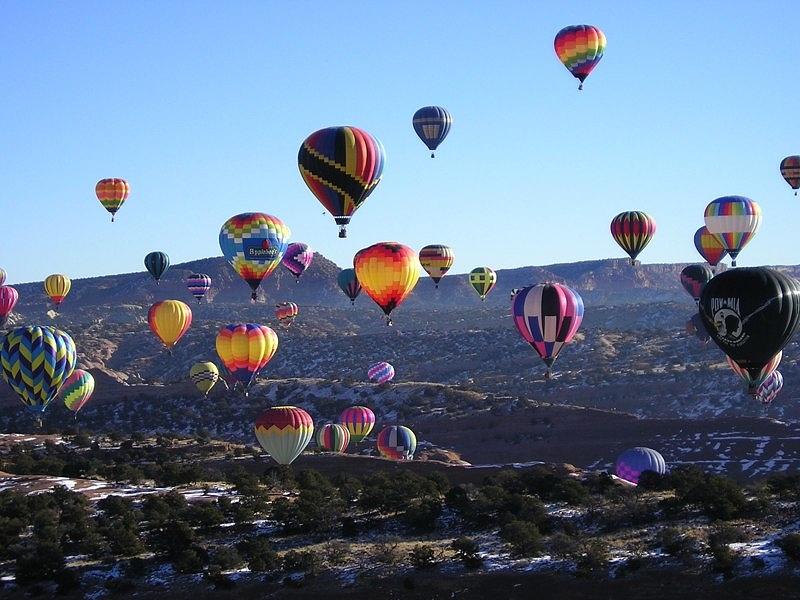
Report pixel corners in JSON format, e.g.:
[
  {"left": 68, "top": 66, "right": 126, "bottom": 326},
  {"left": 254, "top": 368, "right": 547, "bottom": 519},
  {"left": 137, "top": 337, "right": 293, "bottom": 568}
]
[{"left": 338, "top": 227, "right": 347, "bottom": 238}]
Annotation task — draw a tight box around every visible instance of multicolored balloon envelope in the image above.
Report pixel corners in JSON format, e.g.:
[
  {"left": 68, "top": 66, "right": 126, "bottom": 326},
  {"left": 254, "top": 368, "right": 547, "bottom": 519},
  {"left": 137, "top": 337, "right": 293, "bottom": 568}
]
[
  {"left": 144, "top": 252, "right": 170, "bottom": 284},
  {"left": 215, "top": 323, "right": 278, "bottom": 393},
  {"left": 148, "top": 300, "right": 192, "bottom": 351},
  {"left": 727, "top": 351, "right": 781, "bottom": 396},
  {"left": 0, "top": 286, "right": 19, "bottom": 327},
  {"left": 354, "top": 242, "right": 420, "bottom": 325},
  {"left": 339, "top": 406, "right": 376, "bottom": 444},
  {"left": 376, "top": 425, "right": 416, "bottom": 461},
  {"left": 282, "top": 243, "right": 314, "bottom": 281},
  {"left": 186, "top": 273, "right": 212, "bottom": 303},
  {"left": 512, "top": 283, "right": 584, "bottom": 377},
  {"left": 680, "top": 264, "right": 715, "bottom": 302},
  {"left": 337, "top": 268, "right": 362, "bottom": 305},
  {"left": 614, "top": 447, "right": 666, "bottom": 485},
  {"left": 254, "top": 406, "right": 314, "bottom": 465},
  {"left": 219, "top": 213, "right": 291, "bottom": 301},
  {"left": 780, "top": 156, "right": 800, "bottom": 195},
  {"left": 190, "top": 361, "right": 219, "bottom": 396},
  {"left": 44, "top": 274, "right": 71, "bottom": 307},
  {"left": 316, "top": 423, "right": 350, "bottom": 453},
  {"left": 419, "top": 244, "right": 455, "bottom": 287},
  {"left": 756, "top": 370, "right": 783, "bottom": 406},
  {"left": 62, "top": 369, "right": 95, "bottom": 415},
  {"left": 694, "top": 226, "right": 727, "bottom": 268},
  {"left": 95, "top": 178, "right": 130, "bottom": 222},
  {"left": 275, "top": 302, "right": 299, "bottom": 328},
  {"left": 469, "top": 267, "right": 496, "bottom": 301},
  {"left": 554, "top": 24, "right": 606, "bottom": 90},
  {"left": 699, "top": 268, "right": 800, "bottom": 383},
  {"left": 610, "top": 211, "right": 656, "bottom": 265},
  {"left": 412, "top": 106, "right": 453, "bottom": 158},
  {"left": 703, "top": 196, "right": 761, "bottom": 266},
  {"left": 298, "top": 126, "right": 385, "bottom": 238},
  {"left": 368, "top": 361, "right": 395, "bottom": 384},
  {"left": 1, "top": 326, "right": 76, "bottom": 414}
]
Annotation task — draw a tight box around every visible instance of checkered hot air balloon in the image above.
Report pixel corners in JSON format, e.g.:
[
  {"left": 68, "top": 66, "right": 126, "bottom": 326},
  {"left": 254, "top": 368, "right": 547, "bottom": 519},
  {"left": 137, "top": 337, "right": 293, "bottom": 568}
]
[
  {"left": 215, "top": 323, "right": 278, "bottom": 394},
  {"left": 376, "top": 426, "right": 416, "bottom": 461},
  {"left": 354, "top": 242, "right": 419, "bottom": 326},
  {"left": 419, "top": 245, "right": 455, "bottom": 288},
  {"left": 614, "top": 447, "right": 666, "bottom": 485},
  {"left": 756, "top": 370, "right": 783, "bottom": 406},
  {"left": 316, "top": 423, "right": 350, "bottom": 453},
  {"left": 367, "top": 362, "right": 395, "bottom": 384},
  {"left": 610, "top": 211, "right": 656, "bottom": 266},
  {"left": 186, "top": 273, "right": 212, "bottom": 303},
  {"left": 512, "top": 283, "right": 584, "bottom": 379},
  {"left": 727, "top": 351, "right": 781, "bottom": 396},
  {"left": 694, "top": 226, "right": 727, "bottom": 269},
  {"left": 780, "top": 156, "right": 800, "bottom": 195},
  {"left": 62, "top": 369, "right": 95, "bottom": 416},
  {"left": 189, "top": 362, "right": 219, "bottom": 396},
  {"left": 298, "top": 126, "right": 385, "bottom": 238},
  {"left": 219, "top": 213, "right": 290, "bottom": 301},
  {"left": 339, "top": 406, "right": 375, "bottom": 444},
  {"left": 254, "top": 406, "right": 314, "bottom": 465},
  {"left": 95, "top": 178, "right": 130, "bottom": 222},
  {"left": 412, "top": 106, "right": 453, "bottom": 158},
  {"left": 554, "top": 25, "right": 606, "bottom": 90},
  {"left": 703, "top": 196, "right": 762, "bottom": 267},
  {"left": 282, "top": 243, "right": 314, "bottom": 281},
  {"left": 1, "top": 326, "right": 76, "bottom": 417},
  {"left": 469, "top": 267, "right": 496, "bottom": 301}
]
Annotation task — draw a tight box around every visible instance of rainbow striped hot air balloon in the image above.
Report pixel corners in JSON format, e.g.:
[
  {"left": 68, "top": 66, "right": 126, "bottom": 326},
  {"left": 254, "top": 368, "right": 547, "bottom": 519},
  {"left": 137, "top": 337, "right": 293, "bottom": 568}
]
[
  {"left": 354, "top": 242, "right": 420, "bottom": 326},
  {"left": 554, "top": 25, "right": 606, "bottom": 90},
  {"left": 337, "top": 269, "right": 362, "bottom": 305},
  {"left": 367, "top": 362, "right": 395, "bottom": 384},
  {"left": 62, "top": 369, "right": 95, "bottom": 416},
  {"left": 704, "top": 196, "right": 762, "bottom": 267},
  {"left": 282, "top": 243, "right": 314, "bottom": 281},
  {"left": 215, "top": 323, "right": 278, "bottom": 394},
  {"left": 610, "top": 212, "right": 656, "bottom": 266},
  {"left": 469, "top": 267, "right": 496, "bottom": 301},
  {"left": 780, "top": 156, "right": 800, "bottom": 195},
  {"left": 298, "top": 126, "right": 385, "bottom": 238},
  {"left": 1, "top": 326, "right": 76, "bottom": 417},
  {"left": 339, "top": 406, "right": 375, "bottom": 444},
  {"left": 186, "top": 273, "right": 212, "bottom": 303},
  {"left": 694, "top": 226, "right": 727, "bottom": 269},
  {"left": 316, "top": 423, "right": 350, "bottom": 453},
  {"left": 727, "top": 351, "right": 782, "bottom": 396},
  {"left": 254, "top": 406, "right": 314, "bottom": 465},
  {"left": 148, "top": 300, "right": 192, "bottom": 352},
  {"left": 95, "top": 178, "right": 130, "bottom": 222},
  {"left": 512, "top": 283, "right": 584, "bottom": 378},
  {"left": 412, "top": 106, "right": 453, "bottom": 158},
  {"left": 275, "top": 302, "right": 299, "bottom": 328},
  {"left": 419, "top": 245, "right": 455, "bottom": 288},
  {"left": 376, "top": 426, "right": 416, "bottom": 461}
]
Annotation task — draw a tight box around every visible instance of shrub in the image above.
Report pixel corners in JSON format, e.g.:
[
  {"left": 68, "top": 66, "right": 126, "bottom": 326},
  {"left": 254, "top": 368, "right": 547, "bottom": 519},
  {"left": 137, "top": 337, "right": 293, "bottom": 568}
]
[
  {"left": 373, "top": 541, "right": 401, "bottom": 565},
  {"left": 549, "top": 532, "right": 581, "bottom": 559},
  {"left": 209, "top": 546, "right": 243, "bottom": 571},
  {"left": 282, "top": 550, "right": 320, "bottom": 575},
  {"left": 402, "top": 497, "right": 442, "bottom": 532},
  {"left": 15, "top": 540, "right": 65, "bottom": 584},
  {"left": 575, "top": 540, "right": 610, "bottom": 577},
  {"left": 409, "top": 545, "right": 438, "bottom": 570},
  {"left": 451, "top": 537, "right": 482, "bottom": 569},
  {"left": 172, "top": 549, "right": 204, "bottom": 574},
  {"left": 777, "top": 533, "right": 800, "bottom": 562},
  {"left": 500, "top": 521, "right": 543, "bottom": 557},
  {"left": 659, "top": 527, "right": 695, "bottom": 559}
]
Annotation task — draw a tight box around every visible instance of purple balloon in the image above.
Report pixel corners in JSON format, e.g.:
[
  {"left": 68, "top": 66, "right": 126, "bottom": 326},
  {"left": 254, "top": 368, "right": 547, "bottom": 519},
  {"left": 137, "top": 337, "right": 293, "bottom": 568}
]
[
  {"left": 282, "top": 243, "right": 314, "bottom": 280},
  {"left": 614, "top": 447, "right": 666, "bottom": 484}
]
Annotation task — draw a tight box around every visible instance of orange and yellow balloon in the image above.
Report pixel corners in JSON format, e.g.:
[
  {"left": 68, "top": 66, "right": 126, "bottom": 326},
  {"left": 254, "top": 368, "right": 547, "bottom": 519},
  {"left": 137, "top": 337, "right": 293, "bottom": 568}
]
[
  {"left": 215, "top": 323, "right": 278, "bottom": 393},
  {"left": 353, "top": 242, "right": 419, "bottom": 325},
  {"left": 148, "top": 300, "right": 192, "bottom": 351},
  {"left": 44, "top": 274, "right": 71, "bottom": 307},
  {"left": 419, "top": 245, "right": 455, "bottom": 288},
  {"left": 96, "top": 178, "right": 130, "bottom": 222}
]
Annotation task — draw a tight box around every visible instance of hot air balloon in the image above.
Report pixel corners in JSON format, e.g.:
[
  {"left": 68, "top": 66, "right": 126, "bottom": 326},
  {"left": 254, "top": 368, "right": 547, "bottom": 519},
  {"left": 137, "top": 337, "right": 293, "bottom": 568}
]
[
  {"left": 282, "top": 243, "right": 314, "bottom": 281},
  {"left": 1, "top": 326, "right": 76, "bottom": 417},
  {"left": 148, "top": 300, "right": 192, "bottom": 352},
  {"left": 44, "top": 274, "right": 71, "bottom": 307},
  {"left": 685, "top": 312, "right": 710, "bottom": 344},
  {"left": 339, "top": 406, "right": 376, "bottom": 444},
  {"left": 554, "top": 25, "right": 606, "bottom": 90},
  {"left": 412, "top": 106, "right": 453, "bottom": 158},
  {"left": 694, "top": 226, "right": 727, "bottom": 269},
  {"left": 780, "top": 156, "right": 800, "bottom": 195},
  {"left": 186, "top": 273, "right": 212, "bottom": 303},
  {"left": 144, "top": 252, "right": 170, "bottom": 284},
  {"left": 95, "top": 178, "right": 130, "bottom": 222},
  {"left": 419, "top": 245, "right": 455, "bottom": 288},
  {"left": 512, "top": 283, "right": 584, "bottom": 378},
  {"left": 727, "top": 351, "right": 781, "bottom": 396},
  {"left": 610, "top": 212, "right": 656, "bottom": 266},
  {"left": 756, "top": 370, "right": 783, "bottom": 406},
  {"left": 704, "top": 196, "right": 761, "bottom": 267},
  {"left": 353, "top": 242, "right": 419, "bottom": 325},
  {"left": 254, "top": 406, "right": 314, "bottom": 465},
  {"left": 190, "top": 362, "right": 219, "bottom": 396},
  {"left": 219, "top": 213, "right": 290, "bottom": 301},
  {"left": 0, "top": 268, "right": 6, "bottom": 286},
  {"left": 614, "top": 448, "right": 666, "bottom": 485},
  {"left": 368, "top": 362, "right": 395, "bottom": 384},
  {"left": 699, "top": 268, "right": 800, "bottom": 384},
  {"left": 469, "top": 267, "right": 497, "bottom": 301},
  {"left": 215, "top": 323, "right": 278, "bottom": 394},
  {"left": 275, "top": 302, "right": 299, "bottom": 328},
  {"left": 316, "top": 423, "right": 350, "bottom": 453},
  {"left": 337, "top": 269, "right": 362, "bottom": 305},
  {"left": 376, "top": 426, "right": 416, "bottom": 461},
  {"left": 298, "top": 126, "right": 385, "bottom": 238},
  {"left": 680, "top": 264, "right": 714, "bottom": 303},
  {"left": 0, "top": 286, "right": 19, "bottom": 327},
  {"left": 62, "top": 369, "right": 95, "bottom": 416}
]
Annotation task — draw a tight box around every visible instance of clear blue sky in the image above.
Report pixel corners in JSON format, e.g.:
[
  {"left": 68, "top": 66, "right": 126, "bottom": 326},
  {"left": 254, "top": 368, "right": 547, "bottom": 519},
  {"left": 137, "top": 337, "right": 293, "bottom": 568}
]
[{"left": 1, "top": 1, "right": 799, "bottom": 284}]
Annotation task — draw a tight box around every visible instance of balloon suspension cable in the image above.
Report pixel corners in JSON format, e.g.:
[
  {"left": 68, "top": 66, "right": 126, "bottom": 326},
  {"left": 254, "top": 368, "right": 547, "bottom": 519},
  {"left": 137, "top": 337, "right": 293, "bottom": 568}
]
[{"left": 338, "top": 226, "right": 347, "bottom": 239}]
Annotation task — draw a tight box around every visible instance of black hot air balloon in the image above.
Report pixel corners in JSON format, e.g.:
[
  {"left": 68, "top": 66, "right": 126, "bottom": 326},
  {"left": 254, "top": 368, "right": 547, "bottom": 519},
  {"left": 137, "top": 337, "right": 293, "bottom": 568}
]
[
  {"left": 680, "top": 264, "right": 714, "bottom": 303},
  {"left": 699, "top": 268, "right": 800, "bottom": 382}
]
